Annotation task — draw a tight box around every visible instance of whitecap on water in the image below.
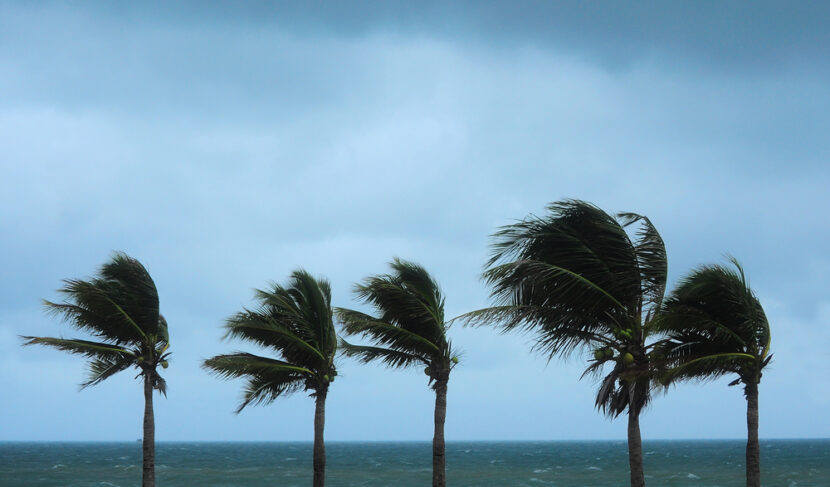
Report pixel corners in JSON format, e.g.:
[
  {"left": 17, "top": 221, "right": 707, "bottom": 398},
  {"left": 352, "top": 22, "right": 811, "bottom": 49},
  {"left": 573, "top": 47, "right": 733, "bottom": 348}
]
[{"left": 687, "top": 473, "right": 700, "bottom": 479}]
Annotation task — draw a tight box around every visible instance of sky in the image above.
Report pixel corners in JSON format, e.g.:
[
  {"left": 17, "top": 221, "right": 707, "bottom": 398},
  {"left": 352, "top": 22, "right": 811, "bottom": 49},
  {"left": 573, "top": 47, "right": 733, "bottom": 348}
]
[{"left": 1, "top": 1, "right": 829, "bottom": 442}]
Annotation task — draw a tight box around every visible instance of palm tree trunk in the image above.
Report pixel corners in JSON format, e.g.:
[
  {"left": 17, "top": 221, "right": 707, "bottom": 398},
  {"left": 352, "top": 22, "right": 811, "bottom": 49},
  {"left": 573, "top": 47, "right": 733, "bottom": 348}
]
[
  {"left": 432, "top": 378, "right": 448, "bottom": 487},
  {"left": 627, "top": 409, "right": 645, "bottom": 487},
  {"left": 142, "top": 373, "right": 155, "bottom": 487},
  {"left": 313, "top": 388, "right": 327, "bottom": 487},
  {"left": 745, "top": 381, "right": 760, "bottom": 487}
]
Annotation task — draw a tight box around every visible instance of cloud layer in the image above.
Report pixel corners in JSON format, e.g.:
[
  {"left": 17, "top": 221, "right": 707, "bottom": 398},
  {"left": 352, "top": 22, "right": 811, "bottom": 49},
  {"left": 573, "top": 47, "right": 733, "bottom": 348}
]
[{"left": 2, "top": 2, "right": 828, "bottom": 441}]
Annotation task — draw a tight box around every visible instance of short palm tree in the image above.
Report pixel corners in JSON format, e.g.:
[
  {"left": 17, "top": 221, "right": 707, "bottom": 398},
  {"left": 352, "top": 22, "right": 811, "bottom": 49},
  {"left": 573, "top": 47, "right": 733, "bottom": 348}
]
[
  {"left": 466, "top": 200, "right": 668, "bottom": 487},
  {"left": 656, "top": 258, "right": 771, "bottom": 487},
  {"left": 203, "top": 269, "right": 337, "bottom": 487},
  {"left": 336, "top": 259, "right": 458, "bottom": 487},
  {"left": 22, "top": 252, "right": 170, "bottom": 487}
]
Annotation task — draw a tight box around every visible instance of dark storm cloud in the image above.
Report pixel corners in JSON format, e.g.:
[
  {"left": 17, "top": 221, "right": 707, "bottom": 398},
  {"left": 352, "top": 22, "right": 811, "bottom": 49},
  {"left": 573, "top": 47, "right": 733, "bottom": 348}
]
[{"left": 62, "top": 0, "right": 830, "bottom": 71}]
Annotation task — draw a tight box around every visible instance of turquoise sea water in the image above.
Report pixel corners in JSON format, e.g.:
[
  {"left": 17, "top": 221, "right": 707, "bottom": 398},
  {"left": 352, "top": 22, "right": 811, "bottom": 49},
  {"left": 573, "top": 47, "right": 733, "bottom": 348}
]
[{"left": 1, "top": 440, "right": 828, "bottom": 486}]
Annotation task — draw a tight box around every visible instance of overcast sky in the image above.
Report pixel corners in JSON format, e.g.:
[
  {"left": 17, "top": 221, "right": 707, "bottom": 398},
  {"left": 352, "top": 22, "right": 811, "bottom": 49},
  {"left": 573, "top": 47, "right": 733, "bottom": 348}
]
[{"left": 2, "top": 1, "right": 829, "bottom": 442}]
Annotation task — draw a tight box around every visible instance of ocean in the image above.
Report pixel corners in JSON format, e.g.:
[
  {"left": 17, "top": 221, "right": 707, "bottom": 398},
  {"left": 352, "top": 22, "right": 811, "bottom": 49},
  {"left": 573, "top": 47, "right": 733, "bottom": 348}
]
[{"left": 1, "top": 440, "right": 827, "bottom": 486}]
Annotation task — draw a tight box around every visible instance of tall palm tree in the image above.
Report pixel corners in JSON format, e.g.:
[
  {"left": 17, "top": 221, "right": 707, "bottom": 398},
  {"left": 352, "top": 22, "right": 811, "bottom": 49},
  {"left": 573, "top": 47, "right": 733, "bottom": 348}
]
[
  {"left": 203, "top": 269, "right": 337, "bottom": 487},
  {"left": 336, "top": 259, "right": 458, "bottom": 487},
  {"left": 656, "top": 258, "right": 771, "bottom": 487},
  {"left": 22, "top": 252, "right": 170, "bottom": 487},
  {"left": 466, "top": 200, "right": 668, "bottom": 487}
]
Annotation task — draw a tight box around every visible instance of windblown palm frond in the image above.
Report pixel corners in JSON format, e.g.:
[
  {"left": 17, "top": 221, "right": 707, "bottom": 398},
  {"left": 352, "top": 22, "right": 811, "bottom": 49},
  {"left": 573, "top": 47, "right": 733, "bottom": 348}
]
[
  {"left": 618, "top": 212, "right": 668, "bottom": 317},
  {"left": 204, "top": 353, "right": 312, "bottom": 412},
  {"left": 337, "top": 339, "right": 427, "bottom": 368}
]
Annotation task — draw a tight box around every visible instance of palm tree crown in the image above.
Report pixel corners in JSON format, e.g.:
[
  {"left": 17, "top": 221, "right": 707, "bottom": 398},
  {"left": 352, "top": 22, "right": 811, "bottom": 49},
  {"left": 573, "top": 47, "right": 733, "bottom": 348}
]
[
  {"left": 657, "top": 257, "right": 771, "bottom": 386},
  {"left": 336, "top": 258, "right": 456, "bottom": 384},
  {"left": 23, "top": 251, "right": 170, "bottom": 393},
  {"left": 204, "top": 269, "right": 338, "bottom": 411}
]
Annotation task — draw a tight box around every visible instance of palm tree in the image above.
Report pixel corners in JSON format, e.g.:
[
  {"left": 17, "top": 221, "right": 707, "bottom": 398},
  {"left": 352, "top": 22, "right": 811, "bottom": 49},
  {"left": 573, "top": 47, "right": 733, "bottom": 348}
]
[
  {"left": 465, "top": 200, "right": 668, "bottom": 487},
  {"left": 656, "top": 258, "right": 771, "bottom": 487},
  {"left": 22, "top": 252, "right": 170, "bottom": 487},
  {"left": 336, "top": 259, "right": 458, "bottom": 487},
  {"left": 203, "top": 269, "right": 337, "bottom": 487}
]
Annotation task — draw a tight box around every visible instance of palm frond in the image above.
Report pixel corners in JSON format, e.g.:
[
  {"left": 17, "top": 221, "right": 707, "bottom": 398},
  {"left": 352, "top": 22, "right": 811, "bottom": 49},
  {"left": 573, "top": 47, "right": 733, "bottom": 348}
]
[
  {"left": 204, "top": 352, "right": 314, "bottom": 379},
  {"left": 595, "top": 369, "right": 651, "bottom": 418},
  {"left": 337, "top": 308, "right": 441, "bottom": 358},
  {"left": 99, "top": 252, "right": 160, "bottom": 336},
  {"left": 618, "top": 212, "right": 667, "bottom": 315},
  {"left": 82, "top": 353, "right": 136, "bottom": 389},
  {"left": 339, "top": 338, "right": 426, "bottom": 368},
  {"left": 236, "top": 374, "right": 307, "bottom": 413},
  {"left": 21, "top": 336, "right": 132, "bottom": 359},
  {"left": 224, "top": 310, "right": 326, "bottom": 365},
  {"left": 203, "top": 352, "right": 311, "bottom": 412},
  {"left": 661, "top": 352, "right": 757, "bottom": 385}
]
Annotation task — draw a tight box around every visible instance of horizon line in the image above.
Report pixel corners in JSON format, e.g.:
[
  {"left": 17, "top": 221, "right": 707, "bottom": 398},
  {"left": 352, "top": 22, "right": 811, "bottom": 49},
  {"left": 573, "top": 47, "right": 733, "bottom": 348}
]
[{"left": 2, "top": 437, "right": 828, "bottom": 443}]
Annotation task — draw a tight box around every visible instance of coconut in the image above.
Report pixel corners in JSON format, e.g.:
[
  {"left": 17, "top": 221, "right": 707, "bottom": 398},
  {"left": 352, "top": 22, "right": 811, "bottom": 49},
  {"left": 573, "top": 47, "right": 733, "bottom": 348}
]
[
  {"left": 161, "top": 360, "right": 168, "bottom": 369},
  {"left": 452, "top": 356, "right": 459, "bottom": 364},
  {"left": 622, "top": 353, "right": 634, "bottom": 365}
]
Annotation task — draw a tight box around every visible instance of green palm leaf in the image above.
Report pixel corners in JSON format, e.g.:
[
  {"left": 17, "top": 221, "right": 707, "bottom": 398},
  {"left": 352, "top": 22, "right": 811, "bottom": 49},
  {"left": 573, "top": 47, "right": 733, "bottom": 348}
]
[{"left": 339, "top": 338, "right": 426, "bottom": 367}]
